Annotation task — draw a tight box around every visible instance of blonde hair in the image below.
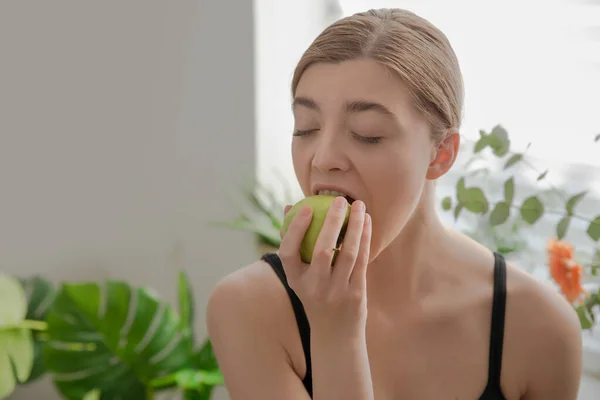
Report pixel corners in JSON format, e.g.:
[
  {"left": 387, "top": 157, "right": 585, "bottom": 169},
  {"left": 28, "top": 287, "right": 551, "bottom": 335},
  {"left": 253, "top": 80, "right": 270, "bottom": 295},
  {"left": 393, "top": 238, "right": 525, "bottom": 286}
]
[{"left": 291, "top": 8, "right": 464, "bottom": 143}]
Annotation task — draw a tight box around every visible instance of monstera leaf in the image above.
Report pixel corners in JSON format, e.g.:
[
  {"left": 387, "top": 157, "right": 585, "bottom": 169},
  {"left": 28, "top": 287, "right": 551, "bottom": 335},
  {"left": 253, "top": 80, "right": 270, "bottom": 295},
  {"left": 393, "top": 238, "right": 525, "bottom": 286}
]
[
  {"left": 0, "top": 273, "right": 34, "bottom": 399},
  {"left": 177, "top": 271, "right": 194, "bottom": 347},
  {"left": 43, "top": 280, "right": 195, "bottom": 400},
  {"left": 19, "top": 276, "right": 57, "bottom": 383}
]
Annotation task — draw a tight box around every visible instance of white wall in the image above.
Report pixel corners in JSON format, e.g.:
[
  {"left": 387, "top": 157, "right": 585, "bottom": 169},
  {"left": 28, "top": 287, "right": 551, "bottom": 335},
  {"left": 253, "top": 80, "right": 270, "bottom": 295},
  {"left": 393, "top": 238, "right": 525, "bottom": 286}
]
[{"left": 0, "top": 1, "right": 256, "bottom": 399}]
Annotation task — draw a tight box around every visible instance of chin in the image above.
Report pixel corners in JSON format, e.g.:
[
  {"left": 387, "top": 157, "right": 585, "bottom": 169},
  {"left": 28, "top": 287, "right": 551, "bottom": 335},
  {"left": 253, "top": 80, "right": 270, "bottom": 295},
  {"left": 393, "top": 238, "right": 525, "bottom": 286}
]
[{"left": 365, "top": 237, "right": 387, "bottom": 264}]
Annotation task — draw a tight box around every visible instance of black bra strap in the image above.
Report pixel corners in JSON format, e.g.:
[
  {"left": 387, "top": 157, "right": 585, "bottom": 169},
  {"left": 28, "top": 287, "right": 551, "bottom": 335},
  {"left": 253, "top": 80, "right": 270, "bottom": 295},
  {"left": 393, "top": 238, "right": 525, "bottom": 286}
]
[
  {"left": 262, "top": 252, "right": 506, "bottom": 397},
  {"left": 261, "top": 253, "right": 313, "bottom": 396},
  {"left": 487, "top": 252, "right": 507, "bottom": 388}
]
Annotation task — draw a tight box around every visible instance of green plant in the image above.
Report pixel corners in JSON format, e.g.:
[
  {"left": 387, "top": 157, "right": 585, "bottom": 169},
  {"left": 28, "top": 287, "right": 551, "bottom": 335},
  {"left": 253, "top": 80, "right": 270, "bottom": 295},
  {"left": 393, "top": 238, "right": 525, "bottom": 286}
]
[
  {"left": 441, "top": 125, "right": 600, "bottom": 329},
  {"left": 0, "top": 274, "right": 40, "bottom": 399},
  {"left": 0, "top": 271, "right": 223, "bottom": 400},
  {"left": 212, "top": 175, "right": 294, "bottom": 248}
]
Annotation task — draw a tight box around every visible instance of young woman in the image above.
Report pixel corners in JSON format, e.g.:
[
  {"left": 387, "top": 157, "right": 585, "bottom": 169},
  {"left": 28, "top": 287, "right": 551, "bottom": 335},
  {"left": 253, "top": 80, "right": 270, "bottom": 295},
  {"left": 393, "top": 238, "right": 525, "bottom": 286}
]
[{"left": 206, "top": 8, "right": 582, "bottom": 400}]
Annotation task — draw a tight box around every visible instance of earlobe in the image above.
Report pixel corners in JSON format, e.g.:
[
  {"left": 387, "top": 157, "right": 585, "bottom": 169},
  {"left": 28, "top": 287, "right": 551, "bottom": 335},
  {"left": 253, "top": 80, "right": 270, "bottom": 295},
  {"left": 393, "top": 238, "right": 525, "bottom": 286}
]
[{"left": 426, "top": 130, "right": 460, "bottom": 180}]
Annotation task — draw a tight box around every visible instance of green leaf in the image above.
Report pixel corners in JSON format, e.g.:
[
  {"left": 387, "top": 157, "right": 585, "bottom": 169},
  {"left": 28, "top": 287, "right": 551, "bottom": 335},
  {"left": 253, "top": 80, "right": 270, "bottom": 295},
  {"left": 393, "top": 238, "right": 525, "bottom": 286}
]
[
  {"left": 576, "top": 305, "right": 594, "bottom": 330},
  {"left": 504, "top": 154, "right": 522, "bottom": 170},
  {"left": 193, "top": 339, "right": 219, "bottom": 371},
  {"left": 566, "top": 191, "right": 587, "bottom": 216},
  {"left": 0, "top": 273, "right": 28, "bottom": 326},
  {"left": 488, "top": 125, "right": 510, "bottom": 157},
  {"left": 520, "top": 196, "right": 544, "bottom": 224},
  {"left": 503, "top": 178, "right": 515, "bottom": 205},
  {"left": 463, "top": 187, "right": 489, "bottom": 214},
  {"left": 587, "top": 216, "right": 600, "bottom": 242},
  {"left": 441, "top": 196, "right": 452, "bottom": 211},
  {"left": 82, "top": 389, "right": 100, "bottom": 400},
  {"left": 178, "top": 271, "right": 194, "bottom": 347},
  {"left": 19, "top": 276, "right": 56, "bottom": 383},
  {"left": 593, "top": 249, "right": 600, "bottom": 265},
  {"left": 536, "top": 170, "right": 548, "bottom": 181},
  {"left": 556, "top": 217, "right": 571, "bottom": 240},
  {"left": 456, "top": 178, "right": 467, "bottom": 202},
  {"left": 184, "top": 389, "right": 213, "bottom": 400},
  {"left": 496, "top": 247, "right": 517, "bottom": 255},
  {"left": 43, "top": 281, "right": 194, "bottom": 400},
  {"left": 453, "top": 203, "right": 463, "bottom": 221},
  {"left": 0, "top": 273, "right": 34, "bottom": 399},
  {"left": 0, "top": 329, "right": 34, "bottom": 400},
  {"left": 172, "top": 369, "right": 224, "bottom": 390},
  {"left": 248, "top": 182, "right": 285, "bottom": 230},
  {"left": 213, "top": 181, "right": 286, "bottom": 247},
  {"left": 473, "top": 136, "right": 488, "bottom": 153},
  {"left": 490, "top": 202, "right": 510, "bottom": 226}
]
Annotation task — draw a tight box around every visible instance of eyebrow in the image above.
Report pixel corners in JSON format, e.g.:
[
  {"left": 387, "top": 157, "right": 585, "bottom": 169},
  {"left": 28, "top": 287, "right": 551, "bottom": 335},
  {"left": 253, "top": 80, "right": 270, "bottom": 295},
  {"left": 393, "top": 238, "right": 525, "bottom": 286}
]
[{"left": 292, "top": 96, "right": 396, "bottom": 118}]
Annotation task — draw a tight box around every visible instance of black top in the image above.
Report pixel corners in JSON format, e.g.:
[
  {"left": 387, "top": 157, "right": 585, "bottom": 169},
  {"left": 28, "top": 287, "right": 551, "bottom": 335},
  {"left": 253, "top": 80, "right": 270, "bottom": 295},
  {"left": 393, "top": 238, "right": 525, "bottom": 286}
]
[{"left": 261, "top": 251, "right": 508, "bottom": 400}]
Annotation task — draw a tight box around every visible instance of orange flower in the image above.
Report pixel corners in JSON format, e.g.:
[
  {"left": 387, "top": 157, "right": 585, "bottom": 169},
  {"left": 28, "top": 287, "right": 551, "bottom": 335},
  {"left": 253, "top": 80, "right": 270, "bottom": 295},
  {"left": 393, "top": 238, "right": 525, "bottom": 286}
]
[{"left": 547, "top": 238, "right": 588, "bottom": 304}]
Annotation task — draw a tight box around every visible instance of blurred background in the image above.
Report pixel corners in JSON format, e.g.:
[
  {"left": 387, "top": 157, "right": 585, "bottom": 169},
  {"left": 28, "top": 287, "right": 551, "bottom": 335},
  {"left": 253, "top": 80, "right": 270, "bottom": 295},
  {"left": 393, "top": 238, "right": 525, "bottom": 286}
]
[{"left": 1, "top": 0, "right": 599, "bottom": 399}]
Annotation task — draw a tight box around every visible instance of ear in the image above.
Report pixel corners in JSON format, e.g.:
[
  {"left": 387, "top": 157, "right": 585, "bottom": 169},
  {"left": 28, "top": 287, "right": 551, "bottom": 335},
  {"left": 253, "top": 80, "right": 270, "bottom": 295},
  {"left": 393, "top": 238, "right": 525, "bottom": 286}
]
[{"left": 426, "top": 129, "right": 460, "bottom": 180}]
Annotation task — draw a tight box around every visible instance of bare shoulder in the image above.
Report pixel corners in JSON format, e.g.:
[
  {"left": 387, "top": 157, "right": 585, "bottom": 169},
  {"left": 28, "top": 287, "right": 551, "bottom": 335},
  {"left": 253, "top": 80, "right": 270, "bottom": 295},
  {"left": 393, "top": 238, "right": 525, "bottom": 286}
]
[
  {"left": 206, "top": 256, "right": 293, "bottom": 351},
  {"left": 205, "top": 257, "right": 311, "bottom": 400},
  {"left": 504, "top": 261, "right": 582, "bottom": 399},
  {"left": 505, "top": 262, "right": 581, "bottom": 347},
  {"left": 207, "top": 258, "right": 284, "bottom": 323}
]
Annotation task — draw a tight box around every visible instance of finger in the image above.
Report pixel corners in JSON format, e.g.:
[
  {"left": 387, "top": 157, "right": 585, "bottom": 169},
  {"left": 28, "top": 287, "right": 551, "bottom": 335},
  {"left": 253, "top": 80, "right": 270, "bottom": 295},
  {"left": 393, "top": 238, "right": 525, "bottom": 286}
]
[
  {"left": 349, "top": 213, "right": 372, "bottom": 289},
  {"left": 280, "top": 205, "right": 292, "bottom": 239},
  {"left": 331, "top": 200, "right": 365, "bottom": 283},
  {"left": 278, "top": 205, "right": 312, "bottom": 278},
  {"left": 311, "top": 196, "right": 348, "bottom": 271}
]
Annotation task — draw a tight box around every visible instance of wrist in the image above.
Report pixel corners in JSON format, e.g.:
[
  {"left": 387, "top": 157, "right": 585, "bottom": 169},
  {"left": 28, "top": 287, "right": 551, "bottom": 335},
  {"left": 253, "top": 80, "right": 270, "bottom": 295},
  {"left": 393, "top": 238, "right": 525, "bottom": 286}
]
[{"left": 310, "top": 322, "right": 367, "bottom": 348}]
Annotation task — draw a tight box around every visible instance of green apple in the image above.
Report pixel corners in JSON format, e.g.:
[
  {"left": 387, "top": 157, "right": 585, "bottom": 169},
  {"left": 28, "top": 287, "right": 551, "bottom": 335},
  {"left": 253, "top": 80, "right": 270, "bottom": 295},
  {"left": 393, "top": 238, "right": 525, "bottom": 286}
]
[{"left": 281, "top": 195, "right": 351, "bottom": 264}]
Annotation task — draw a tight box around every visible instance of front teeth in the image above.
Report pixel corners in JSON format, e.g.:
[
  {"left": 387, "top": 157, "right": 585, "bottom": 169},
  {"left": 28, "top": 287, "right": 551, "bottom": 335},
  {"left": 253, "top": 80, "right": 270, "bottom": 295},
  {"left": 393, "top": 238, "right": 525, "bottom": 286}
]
[{"left": 318, "top": 190, "right": 348, "bottom": 198}]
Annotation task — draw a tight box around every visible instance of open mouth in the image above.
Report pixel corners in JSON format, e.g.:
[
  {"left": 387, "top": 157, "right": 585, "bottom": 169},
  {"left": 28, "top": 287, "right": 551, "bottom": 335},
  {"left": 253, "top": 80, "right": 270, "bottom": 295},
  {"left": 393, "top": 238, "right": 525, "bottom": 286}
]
[{"left": 316, "top": 189, "right": 356, "bottom": 204}]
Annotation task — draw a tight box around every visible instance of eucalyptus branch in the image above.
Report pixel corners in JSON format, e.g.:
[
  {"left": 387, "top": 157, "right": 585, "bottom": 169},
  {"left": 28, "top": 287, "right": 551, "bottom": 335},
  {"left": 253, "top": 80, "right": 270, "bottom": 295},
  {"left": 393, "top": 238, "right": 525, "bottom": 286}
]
[{"left": 442, "top": 125, "right": 600, "bottom": 244}]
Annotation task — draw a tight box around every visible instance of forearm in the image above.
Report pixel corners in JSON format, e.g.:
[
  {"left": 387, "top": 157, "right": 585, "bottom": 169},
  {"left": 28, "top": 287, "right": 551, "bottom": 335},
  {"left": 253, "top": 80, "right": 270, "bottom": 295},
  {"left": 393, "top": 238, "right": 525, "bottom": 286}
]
[{"left": 310, "top": 327, "right": 374, "bottom": 400}]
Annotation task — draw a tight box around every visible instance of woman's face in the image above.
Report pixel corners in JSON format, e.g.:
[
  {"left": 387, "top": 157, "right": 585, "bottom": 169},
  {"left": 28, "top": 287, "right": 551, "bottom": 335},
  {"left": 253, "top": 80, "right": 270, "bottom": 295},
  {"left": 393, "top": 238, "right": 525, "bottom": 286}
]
[{"left": 292, "top": 58, "right": 457, "bottom": 259}]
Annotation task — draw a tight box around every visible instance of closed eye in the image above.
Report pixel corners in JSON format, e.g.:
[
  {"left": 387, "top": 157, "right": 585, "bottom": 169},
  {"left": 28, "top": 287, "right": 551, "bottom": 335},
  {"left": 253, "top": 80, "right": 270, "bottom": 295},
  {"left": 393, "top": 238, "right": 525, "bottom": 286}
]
[
  {"left": 293, "top": 129, "right": 318, "bottom": 137},
  {"left": 293, "top": 129, "right": 382, "bottom": 144},
  {"left": 352, "top": 132, "right": 382, "bottom": 144}
]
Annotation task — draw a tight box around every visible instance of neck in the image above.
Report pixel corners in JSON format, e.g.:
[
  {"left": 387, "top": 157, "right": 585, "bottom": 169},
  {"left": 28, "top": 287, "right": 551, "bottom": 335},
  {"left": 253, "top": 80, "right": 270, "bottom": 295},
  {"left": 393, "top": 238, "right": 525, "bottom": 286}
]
[{"left": 367, "top": 182, "right": 451, "bottom": 309}]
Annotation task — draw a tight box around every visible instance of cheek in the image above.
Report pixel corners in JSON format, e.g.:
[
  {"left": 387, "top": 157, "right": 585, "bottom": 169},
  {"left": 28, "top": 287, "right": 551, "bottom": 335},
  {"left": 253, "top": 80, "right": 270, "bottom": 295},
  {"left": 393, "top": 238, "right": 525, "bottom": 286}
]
[
  {"left": 291, "top": 141, "right": 312, "bottom": 195},
  {"left": 367, "top": 153, "right": 429, "bottom": 245}
]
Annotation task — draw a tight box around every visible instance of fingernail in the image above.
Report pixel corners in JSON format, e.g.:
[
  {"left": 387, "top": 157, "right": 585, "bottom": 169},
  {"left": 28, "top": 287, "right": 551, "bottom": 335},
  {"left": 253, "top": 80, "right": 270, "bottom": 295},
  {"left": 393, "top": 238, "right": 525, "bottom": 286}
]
[
  {"left": 354, "top": 200, "right": 365, "bottom": 212},
  {"left": 334, "top": 196, "right": 347, "bottom": 209},
  {"left": 300, "top": 206, "right": 312, "bottom": 216}
]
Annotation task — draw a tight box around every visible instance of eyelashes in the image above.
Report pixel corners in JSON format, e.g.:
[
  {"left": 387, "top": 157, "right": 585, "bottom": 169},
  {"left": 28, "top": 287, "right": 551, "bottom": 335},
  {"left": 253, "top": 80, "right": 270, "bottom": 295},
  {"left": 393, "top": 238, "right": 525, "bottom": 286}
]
[
  {"left": 292, "top": 129, "right": 318, "bottom": 137},
  {"left": 292, "top": 129, "right": 382, "bottom": 144},
  {"left": 355, "top": 134, "right": 382, "bottom": 144}
]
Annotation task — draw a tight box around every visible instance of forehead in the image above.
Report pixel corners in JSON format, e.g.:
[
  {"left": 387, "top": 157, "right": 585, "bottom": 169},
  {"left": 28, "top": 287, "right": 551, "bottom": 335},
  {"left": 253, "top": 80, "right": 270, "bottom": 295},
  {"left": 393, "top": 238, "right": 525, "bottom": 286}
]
[{"left": 294, "top": 58, "right": 417, "bottom": 115}]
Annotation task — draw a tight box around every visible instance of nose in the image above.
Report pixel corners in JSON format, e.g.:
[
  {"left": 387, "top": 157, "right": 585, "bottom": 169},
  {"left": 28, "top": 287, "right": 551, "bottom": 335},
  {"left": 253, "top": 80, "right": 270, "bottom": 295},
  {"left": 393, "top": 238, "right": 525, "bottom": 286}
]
[{"left": 311, "top": 129, "right": 349, "bottom": 173}]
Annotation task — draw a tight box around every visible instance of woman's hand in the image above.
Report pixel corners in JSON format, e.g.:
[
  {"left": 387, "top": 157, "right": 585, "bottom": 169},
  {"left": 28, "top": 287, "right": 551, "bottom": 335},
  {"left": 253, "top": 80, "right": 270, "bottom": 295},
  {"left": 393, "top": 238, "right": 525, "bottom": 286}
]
[{"left": 278, "top": 196, "right": 372, "bottom": 335}]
